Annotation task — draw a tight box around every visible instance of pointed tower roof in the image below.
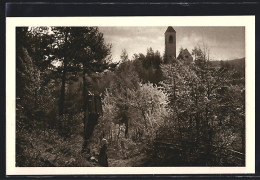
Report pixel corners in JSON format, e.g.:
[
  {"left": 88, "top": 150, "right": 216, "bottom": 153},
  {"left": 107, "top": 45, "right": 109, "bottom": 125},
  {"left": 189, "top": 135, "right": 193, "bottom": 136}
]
[{"left": 165, "top": 26, "right": 176, "bottom": 33}]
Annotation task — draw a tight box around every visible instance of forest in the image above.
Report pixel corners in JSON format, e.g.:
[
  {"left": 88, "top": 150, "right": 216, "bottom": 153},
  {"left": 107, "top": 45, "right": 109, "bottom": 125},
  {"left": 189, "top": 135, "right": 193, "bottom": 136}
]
[{"left": 16, "top": 27, "right": 245, "bottom": 167}]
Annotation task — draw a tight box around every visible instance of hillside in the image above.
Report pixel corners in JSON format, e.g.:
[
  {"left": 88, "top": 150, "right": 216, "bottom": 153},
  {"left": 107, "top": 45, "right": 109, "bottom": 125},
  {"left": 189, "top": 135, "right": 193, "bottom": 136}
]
[{"left": 210, "top": 57, "right": 245, "bottom": 75}]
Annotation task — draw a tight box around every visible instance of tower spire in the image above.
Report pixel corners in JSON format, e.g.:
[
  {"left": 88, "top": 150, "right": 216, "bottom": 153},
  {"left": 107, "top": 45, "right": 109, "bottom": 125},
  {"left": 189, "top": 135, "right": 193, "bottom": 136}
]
[
  {"left": 165, "top": 26, "right": 176, "bottom": 63},
  {"left": 165, "top": 26, "right": 176, "bottom": 33}
]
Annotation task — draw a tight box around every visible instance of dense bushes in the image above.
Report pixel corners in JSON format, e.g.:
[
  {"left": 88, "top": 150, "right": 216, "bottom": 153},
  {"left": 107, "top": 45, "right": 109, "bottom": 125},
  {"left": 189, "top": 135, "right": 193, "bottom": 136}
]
[{"left": 16, "top": 128, "right": 98, "bottom": 167}]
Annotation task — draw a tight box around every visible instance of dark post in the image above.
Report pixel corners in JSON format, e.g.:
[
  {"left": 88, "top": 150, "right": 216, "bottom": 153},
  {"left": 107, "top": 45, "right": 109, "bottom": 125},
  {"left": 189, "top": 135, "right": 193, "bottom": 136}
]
[
  {"left": 82, "top": 94, "right": 102, "bottom": 153},
  {"left": 98, "top": 138, "right": 108, "bottom": 167}
]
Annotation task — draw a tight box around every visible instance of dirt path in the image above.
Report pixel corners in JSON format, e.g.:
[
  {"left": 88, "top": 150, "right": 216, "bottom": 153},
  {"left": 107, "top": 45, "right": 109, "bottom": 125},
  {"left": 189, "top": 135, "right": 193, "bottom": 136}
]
[{"left": 108, "top": 153, "right": 149, "bottom": 167}]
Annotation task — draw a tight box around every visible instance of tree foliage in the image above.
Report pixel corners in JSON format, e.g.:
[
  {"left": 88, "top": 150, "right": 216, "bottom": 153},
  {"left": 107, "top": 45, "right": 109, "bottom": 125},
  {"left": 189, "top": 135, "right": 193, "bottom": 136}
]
[
  {"left": 132, "top": 48, "right": 164, "bottom": 84},
  {"left": 158, "top": 48, "right": 245, "bottom": 165}
]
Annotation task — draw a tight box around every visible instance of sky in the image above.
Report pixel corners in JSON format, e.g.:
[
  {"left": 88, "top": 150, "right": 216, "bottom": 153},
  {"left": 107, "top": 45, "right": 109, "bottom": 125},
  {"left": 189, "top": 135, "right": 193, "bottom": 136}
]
[{"left": 99, "top": 26, "right": 245, "bottom": 62}]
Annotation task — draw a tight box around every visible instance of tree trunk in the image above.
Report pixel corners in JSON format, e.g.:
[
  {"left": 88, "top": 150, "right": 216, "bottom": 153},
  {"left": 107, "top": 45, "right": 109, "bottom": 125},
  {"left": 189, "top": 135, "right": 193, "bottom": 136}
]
[
  {"left": 82, "top": 65, "right": 87, "bottom": 124},
  {"left": 173, "top": 78, "right": 177, "bottom": 100},
  {"left": 189, "top": 115, "right": 192, "bottom": 127},
  {"left": 125, "top": 120, "right": 128, "bottom": 139},
  {"left": 59, "top": 59, "right": 67, "bottom": 116},
  {"left": 117, "top": 125, "right": 121, "bottom": 141},
  {"left": 241, "top": 115, "right": 245, "bottom": 154},
  {"left": 82, "top": 63, "right": 88, "bottom": 152},
  {"left": 34, "top": 88, "right": 38, "bottom": 109},
  {"left": 241, "top": 120, "right": 245, "bottom": 165},
  {"left": 142, "top": 110, "right": 147, "bottom": 129},
  {"left": 59, "top": 30, "right": 69, "bottom": 116},
  {"left": 176, "top": 112, "right": 183, "bottom": 141},
  {"left": 195, "top": 113, "right": 200, "bottom": 140}
]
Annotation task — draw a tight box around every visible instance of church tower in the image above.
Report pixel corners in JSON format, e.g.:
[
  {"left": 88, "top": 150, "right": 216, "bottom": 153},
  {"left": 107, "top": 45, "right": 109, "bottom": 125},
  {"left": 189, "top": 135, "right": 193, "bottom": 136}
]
[{"left": 165, "top": 26, "right": 176, "bottom": 63}]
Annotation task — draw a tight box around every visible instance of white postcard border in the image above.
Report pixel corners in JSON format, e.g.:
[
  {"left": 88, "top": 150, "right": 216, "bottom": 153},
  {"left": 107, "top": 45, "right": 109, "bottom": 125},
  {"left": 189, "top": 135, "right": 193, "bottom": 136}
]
[{"left": 6, "top": 16, "right": 255, "bottom": 175}]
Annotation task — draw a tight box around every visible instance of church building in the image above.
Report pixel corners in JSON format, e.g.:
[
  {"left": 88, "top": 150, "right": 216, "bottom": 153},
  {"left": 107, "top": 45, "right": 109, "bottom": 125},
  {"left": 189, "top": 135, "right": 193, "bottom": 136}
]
[{"left": 164, "top": 26, "right": 193, "bottom": 64}]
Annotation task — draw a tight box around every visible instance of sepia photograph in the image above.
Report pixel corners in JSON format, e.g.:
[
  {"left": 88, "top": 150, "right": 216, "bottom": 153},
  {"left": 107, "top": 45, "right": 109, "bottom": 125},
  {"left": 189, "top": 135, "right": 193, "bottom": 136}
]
[{"left": 6, "top": 16, "right": 255, "bottom": 174}]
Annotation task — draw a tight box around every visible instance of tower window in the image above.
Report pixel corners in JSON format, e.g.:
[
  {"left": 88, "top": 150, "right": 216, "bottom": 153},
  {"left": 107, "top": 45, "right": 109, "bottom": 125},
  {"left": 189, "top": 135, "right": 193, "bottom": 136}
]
[{"left": 169, "top": 35, "right": 173, "bottom": 43}]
